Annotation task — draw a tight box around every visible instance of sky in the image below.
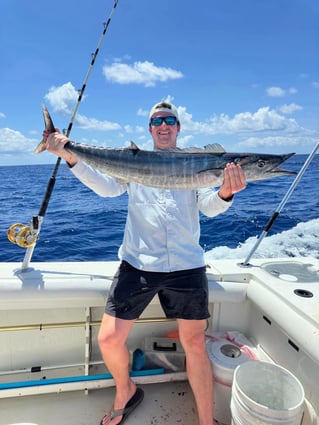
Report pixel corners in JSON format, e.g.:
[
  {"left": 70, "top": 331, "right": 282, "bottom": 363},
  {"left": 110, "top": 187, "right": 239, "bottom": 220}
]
[{"left": 0, "top": 0, "right": 318, "bottom": 166}]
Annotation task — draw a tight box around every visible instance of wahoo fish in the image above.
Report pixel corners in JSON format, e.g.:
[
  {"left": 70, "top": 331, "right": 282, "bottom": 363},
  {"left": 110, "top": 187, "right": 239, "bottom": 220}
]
[{"left": 35, "top": 105, "right": 296, "bottom": 190}]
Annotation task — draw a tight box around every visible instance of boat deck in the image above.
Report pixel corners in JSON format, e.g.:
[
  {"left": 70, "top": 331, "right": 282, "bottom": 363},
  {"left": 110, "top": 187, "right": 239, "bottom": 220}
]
[
  {"left": 1, "top": 380, "right": 217, "bottom": 425},
  {"left": 0, "top": 258, "right": 318, "bottom": 425}
]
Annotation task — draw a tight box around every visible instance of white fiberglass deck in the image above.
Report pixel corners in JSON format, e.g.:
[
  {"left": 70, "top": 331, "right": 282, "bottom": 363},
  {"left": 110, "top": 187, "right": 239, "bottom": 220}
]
[{"left": 0, "top": 257, "right": 318, "bottom": 425}]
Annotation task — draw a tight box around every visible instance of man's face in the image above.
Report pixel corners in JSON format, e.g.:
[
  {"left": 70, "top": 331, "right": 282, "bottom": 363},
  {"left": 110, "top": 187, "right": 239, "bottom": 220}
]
[{"left": 149, "top": 112, "right": 180, "bottom": 150}]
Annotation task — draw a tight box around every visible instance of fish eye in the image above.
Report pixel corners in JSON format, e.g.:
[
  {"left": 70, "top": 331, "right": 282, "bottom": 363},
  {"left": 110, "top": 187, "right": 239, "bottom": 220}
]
[{"left": 257, "top": 160, "right": 266, "bottom": 168}]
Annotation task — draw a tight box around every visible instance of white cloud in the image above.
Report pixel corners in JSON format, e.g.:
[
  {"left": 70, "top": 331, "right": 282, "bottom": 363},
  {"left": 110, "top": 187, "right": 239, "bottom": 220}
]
[
  {"left": 44, "top": 82, "right": 121, "bottom": 132},
  {"left": 135, "top": 125, "right": 145, "bottom": 134},
  {"left": 181, "top": 107, "right": 304, "bottom": 135},
  {"left": 266, "top": 86, "right": 297, "bottom": 97},
  {"left": 29, "top": 130, "right": 38, "bottom": 136},
  {"left": 134, "top": 138, "right": 153, "bottom": 151},
  {"left": 238, "top": 135, "right": 317, "bottom": 149},
  {"left": 0, "top": 128, "right": 36, "bottom": 152},
  {"left": 137, "top": 108, "right": 148, "bottom": 117},
  {"left": 312, "top": 82, "right": 319, "bottom": 88},
  {"left": 44, "top": 82, "right": 78, "bottom": 114},
  {"left": 266, "top": 86, "right": 285, "bottom": 97},
  {"left": 176, "top": 106, "right": 194, "bottom": 127},
  {"left": 75, "top": 114, "right": 120, "bottom": 131},
  {"left": 102, "top": 61, "right": 184, "bottom": 87},
  {"left": 0, "top": 112, "right": 6, "bottom": 119},
  {"left": 288, "top": 87, "right": 297, "bottom": 94},
  {"left": 124, "top": 124, "right": 145, "bottom": 134},
  {"left": 217, "top": 107, "right": 300, "bottom": 132},
  {"left": 278, "top": 103, "right": 303, "bottom": 114},
  {"left": 178, "top": 134, "right": 194, "bottom": 149}
]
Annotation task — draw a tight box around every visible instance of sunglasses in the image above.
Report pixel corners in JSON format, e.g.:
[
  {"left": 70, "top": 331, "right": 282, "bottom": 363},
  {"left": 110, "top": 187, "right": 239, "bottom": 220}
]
[{"left": 150, "top": 116, "right": 177, "bottom": 126}]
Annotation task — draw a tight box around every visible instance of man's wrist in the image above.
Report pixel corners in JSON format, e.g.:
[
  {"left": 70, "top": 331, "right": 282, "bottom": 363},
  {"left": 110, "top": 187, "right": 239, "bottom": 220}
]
[
  {"left": 64, "top": 152, "right": 78, "bottom": 167},
  {"left": 218, "top": 191, "right": 234, "bottom": 202}
]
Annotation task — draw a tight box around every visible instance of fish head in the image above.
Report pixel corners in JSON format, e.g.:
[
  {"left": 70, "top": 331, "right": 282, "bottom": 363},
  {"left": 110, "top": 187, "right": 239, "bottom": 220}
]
[
  {"left": 34, "top": 105, "right": 56, "bottom": 154},
  {"left": 234, "top": 152, "right": 296, "bottom": 181}
]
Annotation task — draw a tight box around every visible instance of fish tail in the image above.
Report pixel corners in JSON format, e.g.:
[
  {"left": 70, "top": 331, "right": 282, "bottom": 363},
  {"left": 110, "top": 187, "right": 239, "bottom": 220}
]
[{"left": 34, "top": 105, "right": 56, "bottom": 154}]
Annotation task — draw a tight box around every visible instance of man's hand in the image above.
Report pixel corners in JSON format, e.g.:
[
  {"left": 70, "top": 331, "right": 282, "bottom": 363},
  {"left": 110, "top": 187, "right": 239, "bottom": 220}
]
[
  {"left": 44, "top": 131, "right": 78, "bottom": 166},
  {"left": 218, "top": 163, "right": 246, "bottom": 201}
]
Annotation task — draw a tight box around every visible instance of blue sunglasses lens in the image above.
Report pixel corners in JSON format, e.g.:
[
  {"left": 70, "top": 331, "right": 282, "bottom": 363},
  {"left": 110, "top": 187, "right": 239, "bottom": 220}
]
[{"left": 150, "top": 116, "right": 177, "bottom": 126}]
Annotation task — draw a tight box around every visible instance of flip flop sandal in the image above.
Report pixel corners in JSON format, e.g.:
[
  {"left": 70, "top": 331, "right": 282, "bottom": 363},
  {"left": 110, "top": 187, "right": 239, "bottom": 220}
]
[{"left": 100, "top": 387, "right": 144, "bottom": 425}]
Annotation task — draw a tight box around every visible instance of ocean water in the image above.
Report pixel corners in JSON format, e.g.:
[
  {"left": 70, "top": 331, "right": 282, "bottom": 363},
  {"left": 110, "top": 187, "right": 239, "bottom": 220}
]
[{"left": 0, "top": 154, "right": 318, "bottom": 263}]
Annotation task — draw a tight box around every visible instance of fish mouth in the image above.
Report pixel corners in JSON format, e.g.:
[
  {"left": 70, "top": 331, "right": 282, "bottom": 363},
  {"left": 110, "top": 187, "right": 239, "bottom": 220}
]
[
  {"left": 268, "top": 152, "right": 296, "bottom": 175},
  {"left": 270, "top": 168, "right": 297, "bottom": 175}
]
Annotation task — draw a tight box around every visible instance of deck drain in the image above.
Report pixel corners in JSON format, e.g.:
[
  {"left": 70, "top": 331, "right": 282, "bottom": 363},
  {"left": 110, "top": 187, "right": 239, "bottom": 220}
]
[{"left": 294, "top": 289, "right": 313, "bottom": 298}]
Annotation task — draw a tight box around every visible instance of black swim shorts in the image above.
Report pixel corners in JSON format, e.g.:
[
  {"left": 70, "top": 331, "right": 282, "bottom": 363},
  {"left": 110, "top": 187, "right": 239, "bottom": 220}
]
[{"left": 105, "top": 260, "right": 210, "bottom": 320}]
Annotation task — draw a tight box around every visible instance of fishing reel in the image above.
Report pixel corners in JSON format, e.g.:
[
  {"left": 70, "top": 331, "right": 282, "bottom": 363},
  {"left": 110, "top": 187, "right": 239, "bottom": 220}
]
[{"left": 7, "top": 222, "right": 38, "bottom": 248}]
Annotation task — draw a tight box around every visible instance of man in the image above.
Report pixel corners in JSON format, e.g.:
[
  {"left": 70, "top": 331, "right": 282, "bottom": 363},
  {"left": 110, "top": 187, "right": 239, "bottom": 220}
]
[{"left": 46, "top": 101, "right": 246, "bottom": 425}]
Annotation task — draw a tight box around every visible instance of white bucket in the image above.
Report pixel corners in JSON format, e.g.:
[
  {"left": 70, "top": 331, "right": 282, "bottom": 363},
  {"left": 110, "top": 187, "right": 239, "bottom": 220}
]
[
  {"left": 231, "top": 361, "right": 305, "bottom": 425},
  {"left": 206, "top": 338, "right": 253, "bottom": 424}
]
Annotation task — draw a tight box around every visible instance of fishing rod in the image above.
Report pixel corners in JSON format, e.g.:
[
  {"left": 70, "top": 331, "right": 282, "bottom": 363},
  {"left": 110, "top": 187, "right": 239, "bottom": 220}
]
[
  {"left": 241, "top": 140, "right": 319, "bottom": 266},
  {"left": 7, "top": 0, "right": 120, "bottom": 271}
]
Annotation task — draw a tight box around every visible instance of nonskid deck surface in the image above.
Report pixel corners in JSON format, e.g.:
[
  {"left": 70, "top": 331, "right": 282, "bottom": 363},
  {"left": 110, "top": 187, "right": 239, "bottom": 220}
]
[{"left": 0, "top": 381, "right": 223, "bottom": 425}]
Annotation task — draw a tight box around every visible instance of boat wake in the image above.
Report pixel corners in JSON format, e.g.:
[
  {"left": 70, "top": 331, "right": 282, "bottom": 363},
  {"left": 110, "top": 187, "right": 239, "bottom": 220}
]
[{"left": 205, "top": 218, "right": 319, "bottom": 260}]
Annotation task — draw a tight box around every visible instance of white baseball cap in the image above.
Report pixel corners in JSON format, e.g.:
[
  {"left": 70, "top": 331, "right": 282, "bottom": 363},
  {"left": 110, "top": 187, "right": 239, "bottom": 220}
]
[{"left": 149, "top": 101, "right": 179, "bottom": 123}]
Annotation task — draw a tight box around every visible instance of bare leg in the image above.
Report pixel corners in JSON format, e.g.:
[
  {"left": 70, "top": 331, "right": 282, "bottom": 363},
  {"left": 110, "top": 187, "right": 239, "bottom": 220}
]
[
  {"left": 178, "top": 319, "right": 214, "bottom": 425},
  {"left": 98, "top": 313, "right": 136, "bottom": 425}
]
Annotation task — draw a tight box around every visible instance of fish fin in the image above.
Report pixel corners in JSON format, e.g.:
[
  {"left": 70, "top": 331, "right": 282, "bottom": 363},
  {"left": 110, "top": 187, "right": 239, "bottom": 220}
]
[
  {"left": 129, "top": 141, "right": 140, "bottom": 150},
  {"left": 204, "top": 143, "right": 226, "bottom": 153},
  {"left": 34, "top": 139, "right": 47, "bottom": 154},
  {"left": 34, "top": 105, "right": 56, "bottom": 154}
]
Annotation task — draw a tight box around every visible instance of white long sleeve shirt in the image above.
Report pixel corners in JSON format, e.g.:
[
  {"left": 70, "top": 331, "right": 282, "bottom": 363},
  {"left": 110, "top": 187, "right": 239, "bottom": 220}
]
[{"left": 71, "top": 161, "right": 232, "bottom": 272}]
